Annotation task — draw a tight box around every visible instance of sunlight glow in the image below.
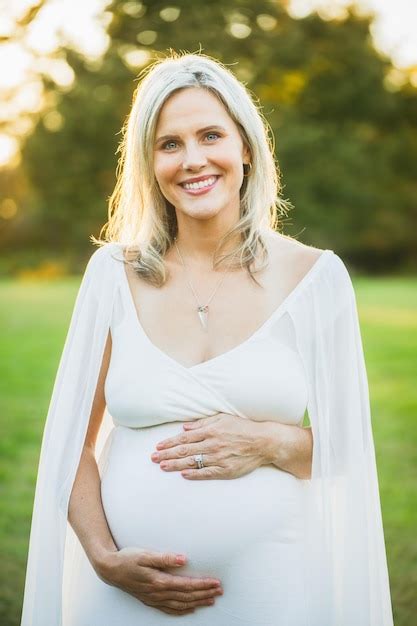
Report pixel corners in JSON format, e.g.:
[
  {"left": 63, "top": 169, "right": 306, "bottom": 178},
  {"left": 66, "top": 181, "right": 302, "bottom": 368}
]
[
  {"left": 0, "top": 43, "right": 33, "bottom": 89},
  {"left": 288, "top": 0, "right": 417, "bottom": 69},
  {"left": 0, "top": 135, "right": 20, "bottom": 167},
  {"left": 0, "top": 0, "right": 416, "bottom": 169}
]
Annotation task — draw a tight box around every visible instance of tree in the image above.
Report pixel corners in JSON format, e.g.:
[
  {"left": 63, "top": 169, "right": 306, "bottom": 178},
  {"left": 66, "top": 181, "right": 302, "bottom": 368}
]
[{"left": 4, "top": 0, "right": 416, "bottom": 270}]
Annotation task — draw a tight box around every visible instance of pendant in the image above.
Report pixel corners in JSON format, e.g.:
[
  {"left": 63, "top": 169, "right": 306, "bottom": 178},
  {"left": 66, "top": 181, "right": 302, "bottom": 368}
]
[{"left": 197, "top": 305, "right": 209, "bottom": 331}]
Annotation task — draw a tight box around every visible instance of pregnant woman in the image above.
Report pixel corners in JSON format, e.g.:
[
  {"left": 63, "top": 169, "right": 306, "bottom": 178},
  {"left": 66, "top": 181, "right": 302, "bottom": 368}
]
[{"left": 21, "top": 52, "right": 394, "bottom": 625}]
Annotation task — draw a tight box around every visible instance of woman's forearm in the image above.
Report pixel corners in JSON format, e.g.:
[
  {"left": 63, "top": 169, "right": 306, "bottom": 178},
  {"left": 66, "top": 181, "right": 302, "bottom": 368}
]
[
  {"left": 67, "top": 444, "right": 118, "bottom": 574},
  {"left": 255, "top": 422, "right": 313, "bottom": 479}
]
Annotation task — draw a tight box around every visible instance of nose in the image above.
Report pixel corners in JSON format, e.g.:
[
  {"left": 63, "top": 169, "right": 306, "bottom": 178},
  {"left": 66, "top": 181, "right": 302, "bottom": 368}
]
[{"left": 181, "top": 141, "right": 207, "bottom": 171}]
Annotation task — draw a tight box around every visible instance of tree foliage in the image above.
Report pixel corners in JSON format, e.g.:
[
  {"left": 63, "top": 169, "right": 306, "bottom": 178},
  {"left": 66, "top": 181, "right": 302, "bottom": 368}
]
[{"left": 2, "top": 0, "right": 416, "bottom": 271}]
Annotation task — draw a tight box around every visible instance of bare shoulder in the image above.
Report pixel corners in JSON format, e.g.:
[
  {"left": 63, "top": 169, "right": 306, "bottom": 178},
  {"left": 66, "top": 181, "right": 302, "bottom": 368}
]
[
  {"left": 121, "top": 244, "right": 140, "bottom": 263},
  {"left": 121, "top": 244, "right": 141, "bottom": 276},
  {"left": 264, "top": 230, "right": 326, "bottom": 281}
]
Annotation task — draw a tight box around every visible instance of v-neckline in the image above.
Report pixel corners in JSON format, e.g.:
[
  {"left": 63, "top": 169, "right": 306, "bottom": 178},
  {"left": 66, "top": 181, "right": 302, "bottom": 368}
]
[{"left": 118, "top": 246, "right": 333, "bottom": 372}]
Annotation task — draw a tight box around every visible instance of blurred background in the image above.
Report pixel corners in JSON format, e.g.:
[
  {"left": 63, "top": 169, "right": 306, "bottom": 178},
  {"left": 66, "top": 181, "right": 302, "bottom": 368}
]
[{"left": 0, "top": 1, "right": 416, "bottom": 625}]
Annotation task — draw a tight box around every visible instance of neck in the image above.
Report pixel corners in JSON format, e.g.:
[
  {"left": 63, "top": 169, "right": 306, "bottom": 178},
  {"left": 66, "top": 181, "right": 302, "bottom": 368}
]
[{"left": 173, "top": 231, "right": 241, "bottom": 270}]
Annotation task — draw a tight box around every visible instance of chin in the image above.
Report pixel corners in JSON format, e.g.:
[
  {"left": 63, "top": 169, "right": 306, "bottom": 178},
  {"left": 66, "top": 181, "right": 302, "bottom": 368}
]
[
  {"left": 193, "top": 203, "right": 226, "bottom": 216},
  {"left": 176, "top": 201, "right": 224, "bottom": 218}
]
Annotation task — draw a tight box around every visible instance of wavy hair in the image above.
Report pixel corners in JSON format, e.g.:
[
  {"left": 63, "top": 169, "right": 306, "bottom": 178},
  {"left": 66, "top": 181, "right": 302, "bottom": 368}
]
[{"left": 92, "top": 50, "right": 292, "bottom": 286}]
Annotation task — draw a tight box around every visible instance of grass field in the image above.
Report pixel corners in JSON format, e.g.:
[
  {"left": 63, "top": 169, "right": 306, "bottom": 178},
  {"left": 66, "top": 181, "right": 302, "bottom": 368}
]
[{"left": 0, "top": 275, "right": 416, "bottom": 625}]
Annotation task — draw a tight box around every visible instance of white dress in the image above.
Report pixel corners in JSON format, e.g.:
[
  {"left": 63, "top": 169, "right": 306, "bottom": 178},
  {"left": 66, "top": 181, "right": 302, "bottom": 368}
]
[
  {"left": 64, "top": 260, "right": 310, "bottom": 625},
  {"left": 20, "top": 241, "right": 394, "bottom": 626}
]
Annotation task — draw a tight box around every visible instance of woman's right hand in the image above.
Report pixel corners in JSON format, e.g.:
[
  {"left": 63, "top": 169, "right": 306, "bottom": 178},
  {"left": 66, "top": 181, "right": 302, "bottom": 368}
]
[{"left": 95, "top": 547, "right": 224, "bottom": 616}]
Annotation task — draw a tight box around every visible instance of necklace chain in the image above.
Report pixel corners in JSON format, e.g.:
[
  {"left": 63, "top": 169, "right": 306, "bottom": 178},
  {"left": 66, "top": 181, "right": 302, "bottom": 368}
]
[{"left": 173, "top": 237, "right": 235, "bottom": 330}]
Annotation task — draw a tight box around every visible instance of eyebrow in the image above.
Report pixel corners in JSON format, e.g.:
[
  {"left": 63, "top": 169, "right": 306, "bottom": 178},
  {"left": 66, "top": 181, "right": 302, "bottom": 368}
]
[{"left": 154, "top": 125, "right": 227, "bottom": 146}]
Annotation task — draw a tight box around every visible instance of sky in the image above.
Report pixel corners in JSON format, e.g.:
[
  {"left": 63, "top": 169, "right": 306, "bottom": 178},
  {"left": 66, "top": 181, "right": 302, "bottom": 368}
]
[{"left": 0, "top": 0, "right": 416, "bottom": 167}]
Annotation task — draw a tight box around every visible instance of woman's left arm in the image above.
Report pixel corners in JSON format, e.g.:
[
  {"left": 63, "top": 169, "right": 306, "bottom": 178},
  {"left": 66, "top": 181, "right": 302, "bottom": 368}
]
[
  {"left": 151, "top": 413, "right": 313, "bottom": 481},
  {"left": 257, "top": 421, "right": 313, "bottom": 480}
]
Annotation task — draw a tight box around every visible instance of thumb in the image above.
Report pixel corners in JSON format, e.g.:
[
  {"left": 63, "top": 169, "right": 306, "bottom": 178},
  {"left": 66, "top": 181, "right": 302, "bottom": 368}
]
[
  {"left": 184, "top": 414, "right": 219, "bottom": 430},
  {"left": 142, "top": 551, "right": 187, "bottom": 568},
  {"left": 183, "top": 421, "right": 202, "bottom": 430}
]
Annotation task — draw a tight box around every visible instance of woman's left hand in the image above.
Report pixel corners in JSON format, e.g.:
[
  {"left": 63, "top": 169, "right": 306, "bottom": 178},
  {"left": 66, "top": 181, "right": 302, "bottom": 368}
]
[{"left": 150, "top": 413, "right": 271, "bottom": 480}]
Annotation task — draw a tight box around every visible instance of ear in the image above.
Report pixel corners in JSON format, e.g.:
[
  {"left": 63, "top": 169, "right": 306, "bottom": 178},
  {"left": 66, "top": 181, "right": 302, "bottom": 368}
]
[{"left": 242, "top": 143, "right": 251, "bottom": 165}]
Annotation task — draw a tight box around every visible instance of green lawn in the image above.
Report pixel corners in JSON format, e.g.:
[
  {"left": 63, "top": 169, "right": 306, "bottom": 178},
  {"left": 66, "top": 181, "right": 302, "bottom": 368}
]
[{"left": 0, "top": 275, "right": 416, "bottom": 625}]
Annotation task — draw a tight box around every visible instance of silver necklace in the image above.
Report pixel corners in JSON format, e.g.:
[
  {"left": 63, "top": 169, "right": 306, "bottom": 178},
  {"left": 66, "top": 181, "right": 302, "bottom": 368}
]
[{"left": 173, "top": 237, "right": 235, "bottom": 332}]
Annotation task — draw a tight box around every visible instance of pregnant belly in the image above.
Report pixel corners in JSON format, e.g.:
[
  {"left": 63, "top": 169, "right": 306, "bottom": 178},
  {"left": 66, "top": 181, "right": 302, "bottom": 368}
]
[{"left": 100, "top": 424, "right": 306, "bottom": 578}]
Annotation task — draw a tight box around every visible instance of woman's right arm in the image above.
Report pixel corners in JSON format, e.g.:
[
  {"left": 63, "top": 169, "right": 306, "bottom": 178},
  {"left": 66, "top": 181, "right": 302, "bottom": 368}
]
[
  {"left": 67, "top": 329, "right": 223, "bottom": 616},
  {"left": 67, "top": 329, "right": 118, "bottom": 568}
]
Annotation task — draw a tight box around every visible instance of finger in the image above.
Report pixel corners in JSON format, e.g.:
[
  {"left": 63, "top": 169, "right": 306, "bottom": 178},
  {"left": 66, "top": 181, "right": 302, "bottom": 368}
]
[
  {"left": 142, "top": 598, "right": 195, "bottom": 615},
  {"left": 160, "top": 607, "right": 195, "bottom": 615},
  {"left": 159, "top": 447, "right": 213, "bottom": 472},
  {"left": 182, "top": 415, "right": 214, "bottom": 431},
  {"left": 182, "top": 413, "right": 227, "bottom": 431},
  {"left": 150, "top": 587, "right": 223, "bottom": 602},
  {"left": 155, "top": 441, "right": 207, "bottom": 462},
  {"left": 155, "top": 428, "right": 207, "bottom": 451},
  {"left": 157, "top": 572, "right": 222, "bottom": 591},
  {"left": 139, "top": 551, "right": 190, "bottom": 570},
  {"left": 181, "top": 466, "right": 223, "bottom": 480},
  {"left": 162, "top": 598, "right": 216, "bottom": 611},
  {"left": 183, "top": 414, "right": 222, "bottom": 430}
]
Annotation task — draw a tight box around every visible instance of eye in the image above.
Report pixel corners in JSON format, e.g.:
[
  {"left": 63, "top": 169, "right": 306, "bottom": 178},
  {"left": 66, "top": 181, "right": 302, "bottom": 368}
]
[
  {"left": 161, "top": 140, "right": 178, "bottom": 151},
  {"left": 205, "top": 132, "right": 220, "bottom": 141}
]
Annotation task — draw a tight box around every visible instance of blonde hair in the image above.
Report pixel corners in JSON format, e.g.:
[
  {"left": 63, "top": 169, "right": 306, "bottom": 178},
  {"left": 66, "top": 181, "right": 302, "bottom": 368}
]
[{"left": 92, "top": 50, "right": 292, "bottom": 286}]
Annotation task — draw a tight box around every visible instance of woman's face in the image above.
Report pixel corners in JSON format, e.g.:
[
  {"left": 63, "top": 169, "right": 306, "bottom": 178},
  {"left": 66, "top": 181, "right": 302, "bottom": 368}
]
[{"left": 153, "top": 87, "right": 251, "bottom": 222}]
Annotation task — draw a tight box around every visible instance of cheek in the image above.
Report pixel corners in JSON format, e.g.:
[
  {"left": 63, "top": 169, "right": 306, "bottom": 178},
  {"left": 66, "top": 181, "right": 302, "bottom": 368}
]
[
  {"left": 154, "top": 158, "right": 178, "bottom": 188},
  {"left": 214, "top": 148, "right": 244, "bottom": 177}
]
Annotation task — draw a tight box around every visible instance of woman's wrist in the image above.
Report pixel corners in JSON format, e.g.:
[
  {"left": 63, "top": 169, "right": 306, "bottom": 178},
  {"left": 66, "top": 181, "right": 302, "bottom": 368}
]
[
  {"left": 90, "top": 547, "right": 118, "bottom": 582},
  {"left": 254, "top": 421, "right": 313, "bottom": 479},
  {"left": 90, "top": 544, "right": 119, "bottom": 579}
]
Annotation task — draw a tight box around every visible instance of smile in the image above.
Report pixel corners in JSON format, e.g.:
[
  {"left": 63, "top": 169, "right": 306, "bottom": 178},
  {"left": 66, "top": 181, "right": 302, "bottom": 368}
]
[{"left": 179, "top": 175, "right": 220, "bottom": 195}]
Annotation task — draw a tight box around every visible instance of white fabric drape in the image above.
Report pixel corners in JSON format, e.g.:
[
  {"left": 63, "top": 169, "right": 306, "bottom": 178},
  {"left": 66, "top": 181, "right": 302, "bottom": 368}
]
[
  {"left": 20, "top": 245, "right": 116, "bottom": 626},
  {"left": 20, "top": 242, "right": 394, "bottom": 625},
  {"left": 287, "top": 252, "right": 393, "bottom": 625}
]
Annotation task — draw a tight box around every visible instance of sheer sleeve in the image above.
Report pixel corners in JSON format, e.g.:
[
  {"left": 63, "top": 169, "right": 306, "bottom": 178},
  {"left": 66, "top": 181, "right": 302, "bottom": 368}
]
[
  {"left": 20, "top": 243, "right": 120, "bottom": 626},
  {"left": 288, "top": 252, "right": 394, "bottom": 626}
]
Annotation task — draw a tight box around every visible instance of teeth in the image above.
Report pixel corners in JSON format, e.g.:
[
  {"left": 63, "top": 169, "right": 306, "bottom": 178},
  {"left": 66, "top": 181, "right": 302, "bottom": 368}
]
[{"left": 183, "top": 176, "right": 217, "bottom": 190}]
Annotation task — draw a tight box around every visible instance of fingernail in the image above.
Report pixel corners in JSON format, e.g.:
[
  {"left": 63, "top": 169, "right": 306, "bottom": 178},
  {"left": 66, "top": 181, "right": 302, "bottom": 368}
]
[{"left": 176, "top": 554, "right": 186, "bottom": 564}]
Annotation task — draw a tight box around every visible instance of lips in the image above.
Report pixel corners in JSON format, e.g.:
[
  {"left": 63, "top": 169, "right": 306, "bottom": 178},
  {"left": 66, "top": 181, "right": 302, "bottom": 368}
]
[
  {"left": 179, "top": 175, "right": 219, "bottom": 186},
  {"left": 179, "top": 175, "right": 220, "bottom": 195}
]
